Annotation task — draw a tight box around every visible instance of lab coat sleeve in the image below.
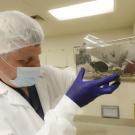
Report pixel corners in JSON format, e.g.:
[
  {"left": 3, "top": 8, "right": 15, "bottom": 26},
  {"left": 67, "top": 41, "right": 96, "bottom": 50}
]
[
  {"left": 63, "top": 67, "right": 76, "bottom": 90},
  {"left": 36, "top": 95, "right": 80, "bottom": 135}
]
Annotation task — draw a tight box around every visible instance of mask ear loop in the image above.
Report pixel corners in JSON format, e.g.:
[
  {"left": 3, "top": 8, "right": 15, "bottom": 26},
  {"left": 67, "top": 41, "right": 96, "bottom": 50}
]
[
  {"left": 0, "top": 56, "right": 17, "bottom": 80},
  {"left": 0, "top": 56, "right": 16, "bottom": 70}
]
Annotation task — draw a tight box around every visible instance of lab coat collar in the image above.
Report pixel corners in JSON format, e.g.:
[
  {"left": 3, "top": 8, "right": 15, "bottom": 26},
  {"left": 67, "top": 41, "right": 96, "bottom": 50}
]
[{"left": 0, "top": 81, "right": 32, "bottom": 108}]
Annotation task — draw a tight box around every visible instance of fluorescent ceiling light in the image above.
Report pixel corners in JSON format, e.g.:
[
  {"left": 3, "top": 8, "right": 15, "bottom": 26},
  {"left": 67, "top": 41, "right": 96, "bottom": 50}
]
[
  {"left": 48, "top": 0, "right": 114, "bottom": 20},
  {"left": 84, "top": 34, "right": 105, "bottom": 47}
]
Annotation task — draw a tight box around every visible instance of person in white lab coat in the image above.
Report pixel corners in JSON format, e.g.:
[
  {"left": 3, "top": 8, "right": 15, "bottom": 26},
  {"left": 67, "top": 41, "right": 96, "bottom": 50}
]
[{"left": 0, "top": 11, "right": 120, "bottom": 135}]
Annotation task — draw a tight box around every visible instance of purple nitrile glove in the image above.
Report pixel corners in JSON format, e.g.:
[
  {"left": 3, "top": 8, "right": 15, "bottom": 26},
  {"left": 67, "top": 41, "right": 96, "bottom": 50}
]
[{"left": 66, "top": 68, "right": 120, "bottom": 107}]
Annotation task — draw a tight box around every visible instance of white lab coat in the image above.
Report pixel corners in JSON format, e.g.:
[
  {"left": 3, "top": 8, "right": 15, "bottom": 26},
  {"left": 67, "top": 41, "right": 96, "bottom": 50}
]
[{"left": 0, "top": 65, "right": 79, "bottom": 135}]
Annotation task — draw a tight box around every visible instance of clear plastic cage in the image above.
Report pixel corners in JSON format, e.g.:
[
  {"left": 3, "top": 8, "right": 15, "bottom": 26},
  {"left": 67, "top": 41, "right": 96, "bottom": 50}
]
[{"left": 74, "top": 35, "right": 135, "bottom": 81}]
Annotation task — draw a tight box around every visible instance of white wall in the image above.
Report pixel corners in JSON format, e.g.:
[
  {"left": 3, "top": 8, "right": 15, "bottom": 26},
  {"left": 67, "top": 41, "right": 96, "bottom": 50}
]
[
  {"left": 40, "top": 27, "right": 135, "bottom": 119},
  {"left": 133, "top": 23, "right": 135, "bottom": 35},
  {"left": 40, "top": 34, "right": 84, "bottom": 68}
]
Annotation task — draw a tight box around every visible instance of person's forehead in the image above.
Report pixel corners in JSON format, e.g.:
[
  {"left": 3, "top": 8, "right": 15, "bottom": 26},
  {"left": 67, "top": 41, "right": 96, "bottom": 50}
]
[{"left": 9, "top": 45, "right": 41, "bottom": 59}]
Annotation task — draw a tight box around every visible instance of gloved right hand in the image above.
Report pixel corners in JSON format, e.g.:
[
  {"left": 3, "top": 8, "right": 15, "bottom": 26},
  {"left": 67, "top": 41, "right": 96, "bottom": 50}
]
[{"left": 66, "top": 68, "right": 120, "bottom": 107}]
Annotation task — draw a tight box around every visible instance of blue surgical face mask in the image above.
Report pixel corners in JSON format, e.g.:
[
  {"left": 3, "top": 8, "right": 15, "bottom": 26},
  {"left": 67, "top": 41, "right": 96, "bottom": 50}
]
[
  {"left": 0, "top": 56, "right": 44, "bottom": 87},
  {"left": 10, "top": 67, "right": 44, "bottom": 87}
]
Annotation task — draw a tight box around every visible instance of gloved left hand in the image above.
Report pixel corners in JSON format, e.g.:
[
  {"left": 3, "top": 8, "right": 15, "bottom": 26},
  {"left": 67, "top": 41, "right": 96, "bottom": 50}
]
[{"left": 66, "top": 68, "right": 120, "bottom": 107}]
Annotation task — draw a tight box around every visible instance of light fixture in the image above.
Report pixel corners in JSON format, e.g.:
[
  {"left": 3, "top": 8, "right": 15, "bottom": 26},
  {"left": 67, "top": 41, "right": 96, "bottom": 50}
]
[
  {"left": 83, "top": 34, "right": 105, "bottom": 47},
  {"left": 48, "top": 0, "right": 114, "bottom": 20}
]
